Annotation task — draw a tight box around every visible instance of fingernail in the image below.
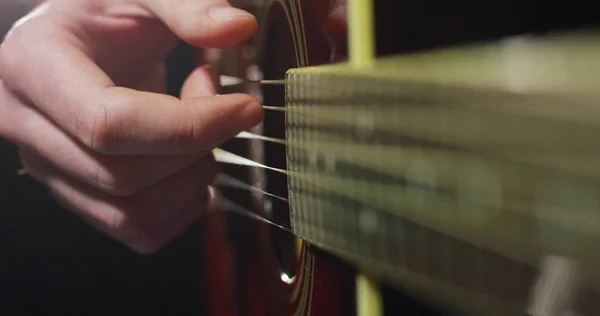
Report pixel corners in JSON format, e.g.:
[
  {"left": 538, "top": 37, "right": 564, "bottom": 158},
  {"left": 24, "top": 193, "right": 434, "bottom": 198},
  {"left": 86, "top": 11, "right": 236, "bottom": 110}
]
[{"left": 209, "top": 7, "right": 254, "bottom": 22}]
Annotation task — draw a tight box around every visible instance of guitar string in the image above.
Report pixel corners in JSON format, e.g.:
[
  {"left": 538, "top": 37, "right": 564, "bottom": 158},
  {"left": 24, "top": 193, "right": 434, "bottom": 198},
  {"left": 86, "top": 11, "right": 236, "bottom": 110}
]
[
  {"left": 0, "top": 192, "right": 296, "bottom": 236},
  {"left": 18, "top": 101, "right": 588, "bottom": 216},
  {"left": 17, "top": 97, "right": 597, "bottom": 214},
  {"left": 8, "top": 127, "right": 599, "bottom": 243},
  {"left": 214, "top": 172, "right": 288, "bottom": 202},
  {"left": 216, "top": 197, "right": 296, "bottom": 236},
  {"left": 12, "top": 80, "right": 600, "bottom": 236},
  {"left": 218, "top": 129, "right": 600, "bottom": 239},
  {"left": 27, "top": 76, "right": 581, "bottom": 177},
  {"left": 15, "top": 136, "right": 595, "bottom": 239}
]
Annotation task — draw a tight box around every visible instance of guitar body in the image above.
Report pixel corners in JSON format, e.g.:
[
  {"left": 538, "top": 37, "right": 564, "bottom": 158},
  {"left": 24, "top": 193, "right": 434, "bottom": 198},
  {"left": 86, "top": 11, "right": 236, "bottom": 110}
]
[
  {"left": 188, "top": 0, "right": 600, "bottom": 315},
  {"left": 196, "top": 1, "right": 357, "bottom": 315}
]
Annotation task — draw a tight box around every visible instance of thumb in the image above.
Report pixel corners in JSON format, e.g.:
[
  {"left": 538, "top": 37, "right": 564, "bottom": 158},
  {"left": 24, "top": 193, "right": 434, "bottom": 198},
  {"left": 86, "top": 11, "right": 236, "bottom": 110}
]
[{"left": 142, "top": 0, "right": 258, "bottom": 48}]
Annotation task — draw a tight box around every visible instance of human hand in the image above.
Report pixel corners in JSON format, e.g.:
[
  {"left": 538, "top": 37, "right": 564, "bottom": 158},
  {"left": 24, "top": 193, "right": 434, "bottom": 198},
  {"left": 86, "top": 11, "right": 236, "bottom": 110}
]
[{"left": 0, "top": 0, "right": 262, "bottom": 253}]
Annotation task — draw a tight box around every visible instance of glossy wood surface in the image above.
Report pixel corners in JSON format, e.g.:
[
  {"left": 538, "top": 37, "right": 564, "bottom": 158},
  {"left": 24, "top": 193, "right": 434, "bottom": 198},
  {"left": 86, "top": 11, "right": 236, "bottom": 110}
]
[
  {"left": 193, "top": 0, "right": 600, "bottom": 315},
  {"left": 193, "top": 1, "right": 358, "bottom": 315}
]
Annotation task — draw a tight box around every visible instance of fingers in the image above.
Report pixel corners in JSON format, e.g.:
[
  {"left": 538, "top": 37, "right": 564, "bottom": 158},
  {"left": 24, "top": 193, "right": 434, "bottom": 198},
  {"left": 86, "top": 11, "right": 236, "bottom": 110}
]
[
  {"left": 181, "top": 65, "right": 219, "bottom": 97},
  {"left": 141, "top": 0, "right": 258, "bottom": 48},
  {"left": 20, "top": 148, "right": 217, "bottom": 254},
  {"left": 0, "top": 0, "right": 260, "bottom": 254},
  {"left": 0, "top": 35, "right": 263, "bottom": 155},
  {"left": 1, "top": 81, "right": 203, "bottom": 196},
  {"left": 95, "top": 87, "right": 262, "bottom": 154}
]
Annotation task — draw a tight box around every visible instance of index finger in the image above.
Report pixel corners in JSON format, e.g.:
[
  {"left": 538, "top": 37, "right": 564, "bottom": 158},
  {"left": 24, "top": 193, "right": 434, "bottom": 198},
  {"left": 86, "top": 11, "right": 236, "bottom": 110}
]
[{"left": 97, "top": 87, "right": 263, "bottom": 154}]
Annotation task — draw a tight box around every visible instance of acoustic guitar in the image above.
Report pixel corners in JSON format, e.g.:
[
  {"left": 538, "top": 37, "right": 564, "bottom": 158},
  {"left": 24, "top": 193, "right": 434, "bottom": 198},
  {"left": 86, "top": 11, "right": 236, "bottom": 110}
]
[{"left": 184, "top": 0, "right": 600, "bottom": 315}]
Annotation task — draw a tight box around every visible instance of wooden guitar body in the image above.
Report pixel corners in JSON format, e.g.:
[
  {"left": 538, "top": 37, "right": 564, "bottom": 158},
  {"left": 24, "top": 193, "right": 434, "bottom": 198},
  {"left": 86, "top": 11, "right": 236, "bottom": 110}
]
[
  {"left": 195, "top": 1, "right": 358, "bottom": 315},
  {"left": 187, "top": 0, "right": 600, "bottom": 315}
]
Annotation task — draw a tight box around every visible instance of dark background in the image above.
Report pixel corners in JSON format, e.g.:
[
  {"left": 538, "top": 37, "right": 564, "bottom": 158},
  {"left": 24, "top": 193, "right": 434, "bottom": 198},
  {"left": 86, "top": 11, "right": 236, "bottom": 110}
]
[{"left": 0, "top": 2, "right": 204, "bottom": 315}]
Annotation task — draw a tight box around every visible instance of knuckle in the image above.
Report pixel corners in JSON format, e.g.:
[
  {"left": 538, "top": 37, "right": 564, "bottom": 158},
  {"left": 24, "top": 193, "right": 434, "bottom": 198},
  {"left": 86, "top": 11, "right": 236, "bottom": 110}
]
[
  {"left": 101, "top": 209, "right": 127, "bottom": 233},
  {"left": 89, "top": 158, "right": 149, "bottom": 197},
  {"left": 91, "top": 166, "right": 117, "bottom": 194},
  {"left": 0, "top": 37, "right": 24, "bottom": 82},
  {"left": 176, "top": 119, "right": 199, "bottom": 153},
  {"left": 0, "top": 20, "right": 42, "bottom": 83},
  {"left": 77, "top": 106, "right": 122, "bottom": 153},
  {"left": 91, "top": 166, "right": 139, "bottom": 197}
]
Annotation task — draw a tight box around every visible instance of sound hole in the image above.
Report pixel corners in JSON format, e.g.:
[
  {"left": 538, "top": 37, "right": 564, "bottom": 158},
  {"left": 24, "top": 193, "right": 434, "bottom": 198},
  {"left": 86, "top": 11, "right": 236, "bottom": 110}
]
[{"left": 261, "top": 3, "right": 300, "bottom": 281}]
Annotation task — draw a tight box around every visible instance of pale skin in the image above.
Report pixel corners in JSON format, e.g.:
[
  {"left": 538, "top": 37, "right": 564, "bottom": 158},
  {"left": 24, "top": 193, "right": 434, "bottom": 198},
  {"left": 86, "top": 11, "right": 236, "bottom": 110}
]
[{"left": 0, "top": 0, "right": 263, "bottom": 253}]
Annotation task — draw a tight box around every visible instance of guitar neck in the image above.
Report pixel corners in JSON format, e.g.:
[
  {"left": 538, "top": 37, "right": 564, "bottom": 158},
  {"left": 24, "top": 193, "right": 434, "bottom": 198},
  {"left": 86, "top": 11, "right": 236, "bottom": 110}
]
[{"left": 284, "top": 28, "right": 600, "bottom": 316}]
